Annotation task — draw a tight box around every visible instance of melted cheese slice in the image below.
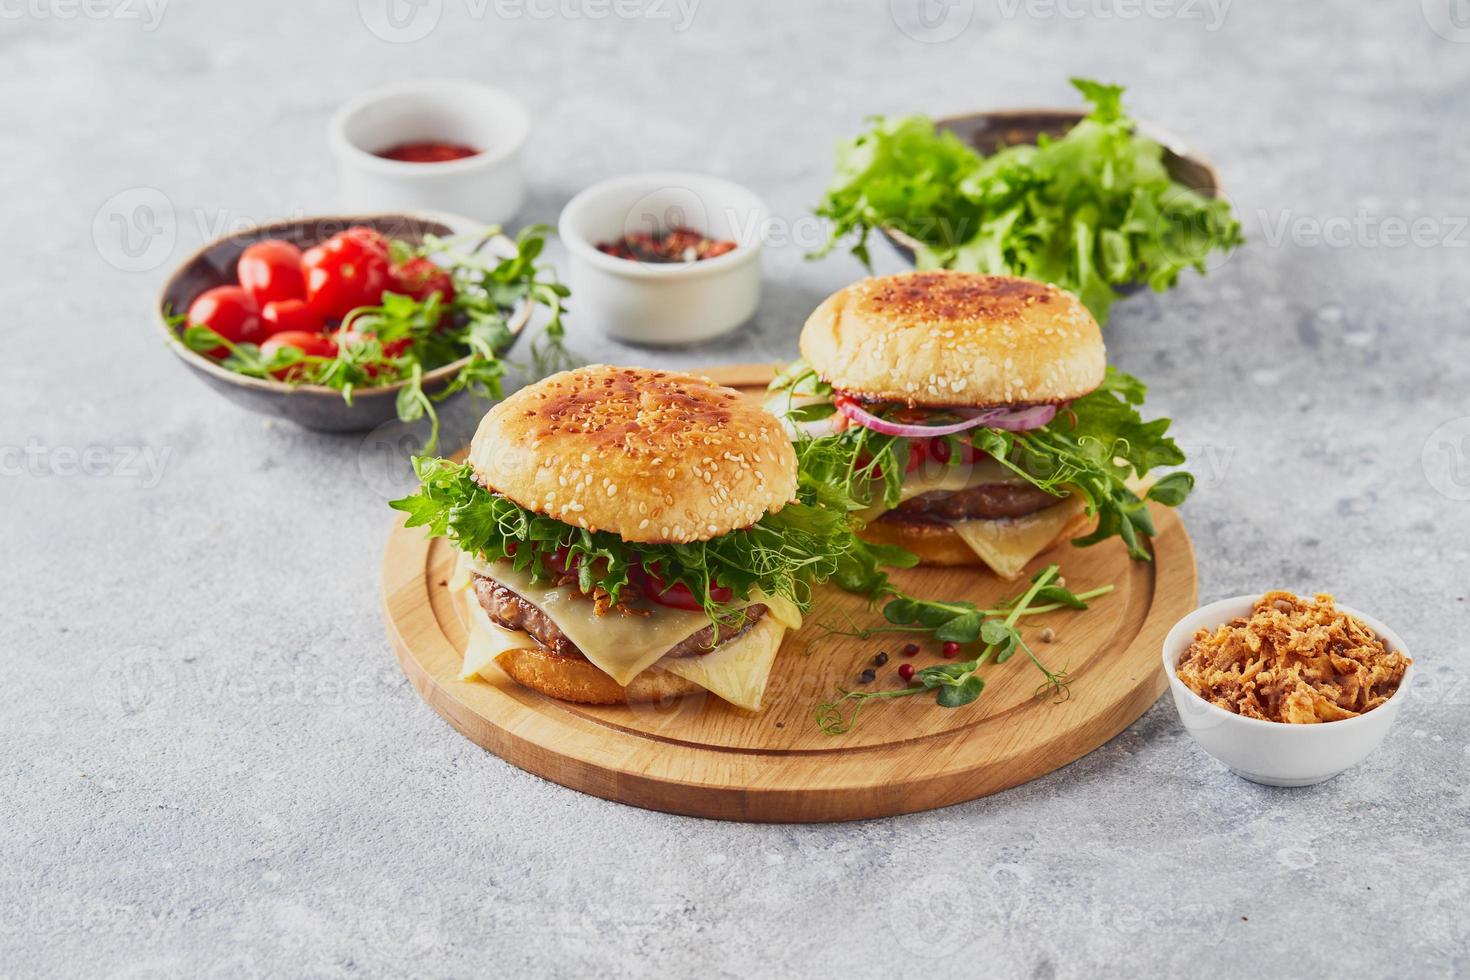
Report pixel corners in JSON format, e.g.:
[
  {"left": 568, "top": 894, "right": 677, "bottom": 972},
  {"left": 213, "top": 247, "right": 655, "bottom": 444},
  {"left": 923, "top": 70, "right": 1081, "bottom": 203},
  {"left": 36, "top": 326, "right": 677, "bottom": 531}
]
[
  {"left": 460, "top": 600, "right": 537, "bottom": 680},
  {"left": 449, "top": 552, "right": 800, "bottom": 708},
  {"left": 648, "top": 616, "right": 787, "bottom": 711},
  {"left": 949, "top": 494, "right": 1088, "bottom": 581}
]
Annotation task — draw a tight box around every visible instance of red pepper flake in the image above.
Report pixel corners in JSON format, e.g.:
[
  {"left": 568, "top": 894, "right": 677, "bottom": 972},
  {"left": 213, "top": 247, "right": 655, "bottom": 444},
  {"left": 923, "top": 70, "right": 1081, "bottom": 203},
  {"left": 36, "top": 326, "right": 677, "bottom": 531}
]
[
  {"left": 376, "top": 141, "right": 480, "bottom": 164},
  {"left": 596, "top": 226, "right": 738, "bottom": 264}
]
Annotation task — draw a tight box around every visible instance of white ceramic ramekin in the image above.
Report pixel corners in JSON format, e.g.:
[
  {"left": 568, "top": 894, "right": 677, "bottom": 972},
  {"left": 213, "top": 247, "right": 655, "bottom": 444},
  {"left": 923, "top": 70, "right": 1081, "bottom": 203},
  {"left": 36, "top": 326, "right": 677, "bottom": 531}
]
[
  {"left": 329, "top": 80, "right": 530, "bottom": 225},
  {"left": 1163, "top": 595, "right": 1413, "bottom": 786},
  {"left": 557, "top": 172, "right": 766, "bottom": 345}
]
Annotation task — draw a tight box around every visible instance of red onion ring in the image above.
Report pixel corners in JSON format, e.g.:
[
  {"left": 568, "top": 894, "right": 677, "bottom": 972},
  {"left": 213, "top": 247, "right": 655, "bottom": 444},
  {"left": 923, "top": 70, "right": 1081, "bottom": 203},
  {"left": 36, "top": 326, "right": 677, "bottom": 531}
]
[{"left": 835, "top": 397, "right": 1057, "bottom": 438}]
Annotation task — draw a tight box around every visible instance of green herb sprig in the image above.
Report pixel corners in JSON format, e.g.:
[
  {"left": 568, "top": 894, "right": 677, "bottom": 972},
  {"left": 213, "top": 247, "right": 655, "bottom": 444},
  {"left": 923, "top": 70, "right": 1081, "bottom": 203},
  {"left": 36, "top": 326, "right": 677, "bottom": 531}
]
[{"left": 814, "top": 565, "right": 1095, "bottom": 735}]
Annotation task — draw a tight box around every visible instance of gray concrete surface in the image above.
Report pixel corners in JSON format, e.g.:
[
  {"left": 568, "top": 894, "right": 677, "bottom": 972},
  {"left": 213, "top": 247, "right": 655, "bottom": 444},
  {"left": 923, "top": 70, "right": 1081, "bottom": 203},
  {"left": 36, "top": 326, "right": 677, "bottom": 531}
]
[{"left": 4, "top": 2, "right": 1469, "bottom": 977}]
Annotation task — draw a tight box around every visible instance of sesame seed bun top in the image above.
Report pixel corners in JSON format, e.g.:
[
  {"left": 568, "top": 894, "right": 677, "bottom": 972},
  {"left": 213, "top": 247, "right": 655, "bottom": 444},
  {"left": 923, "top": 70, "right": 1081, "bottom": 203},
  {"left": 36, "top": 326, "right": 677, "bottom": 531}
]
[
  {"left": 467, "top": 365, "right": 798, "bottom": 544},
  {"left": 799, "top": 270, "right": 1106, "bottom": 407}
]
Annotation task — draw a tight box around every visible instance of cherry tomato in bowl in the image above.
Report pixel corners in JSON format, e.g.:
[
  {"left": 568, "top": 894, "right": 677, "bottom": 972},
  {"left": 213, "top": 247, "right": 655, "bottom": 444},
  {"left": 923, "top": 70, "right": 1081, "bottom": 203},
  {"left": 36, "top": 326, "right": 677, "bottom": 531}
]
[
  {"left": 237, "top": 240, "right": 305, "bottom": 306},
  {"left": 187, "top": 285, "right": 263, "bottom": 358},
  {"left": 261, "top": 298, "right": 324, "bottom": 336},
  {"left": 260, "top": 331, "right": 338, "bottom": 380},
  {"left": 387, "top": 256, "right": 455, "bottom": 303},
  {"left": 335, "top": 327, "right": 412, "bottom": 360},
  {"left": 344, "top": 225, "right": 391, "bottom": 259},
  {"left": 302, "top": 232, "right": 389, "bottom": 323}
]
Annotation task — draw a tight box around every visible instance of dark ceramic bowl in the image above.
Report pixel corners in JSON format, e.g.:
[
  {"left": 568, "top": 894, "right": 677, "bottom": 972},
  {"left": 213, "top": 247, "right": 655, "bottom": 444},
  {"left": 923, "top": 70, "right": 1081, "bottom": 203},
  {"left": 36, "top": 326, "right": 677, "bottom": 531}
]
[
  {"left": 881, "top": 109, "right": 1223, "bottom": 290},
  {"left": 156, "top": 211, "right": 530, "bottom": 432}
]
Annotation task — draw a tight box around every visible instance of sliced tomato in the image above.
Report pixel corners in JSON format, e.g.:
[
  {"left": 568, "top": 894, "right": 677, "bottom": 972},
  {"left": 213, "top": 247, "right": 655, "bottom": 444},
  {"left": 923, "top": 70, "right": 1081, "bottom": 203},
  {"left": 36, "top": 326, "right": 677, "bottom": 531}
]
[
  {"left": 261, "top": 298, "right": 323, "bottom": 335},
  {"left": 187, "top": 285, "right": 262, "bottom": 358},
  {"left": 301, "top": 233, "right": 389, "bottom": 323},
  {"left": 237, "top": 239, "right": 305, "bottom": 306},
  {"left": 633, "top": 563, "right": 732, "bottom": 611},
  {"left": 260, "top": 331, "right": 337, "bottom": 380}
]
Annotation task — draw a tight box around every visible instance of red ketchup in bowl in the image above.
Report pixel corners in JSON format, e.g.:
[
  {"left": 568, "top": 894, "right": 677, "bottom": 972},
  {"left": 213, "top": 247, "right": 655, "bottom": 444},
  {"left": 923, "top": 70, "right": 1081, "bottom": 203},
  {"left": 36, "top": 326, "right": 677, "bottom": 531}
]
[{"left": 375, "top": 141, "right": 481, "bottom": 164}]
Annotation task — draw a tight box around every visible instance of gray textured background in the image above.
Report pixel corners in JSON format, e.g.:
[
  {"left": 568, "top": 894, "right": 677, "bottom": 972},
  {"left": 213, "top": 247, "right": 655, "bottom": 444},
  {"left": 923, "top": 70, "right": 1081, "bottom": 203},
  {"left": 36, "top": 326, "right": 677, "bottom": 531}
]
[{"left": 4, "top": 1, "right": 1469, "bottom": 977}]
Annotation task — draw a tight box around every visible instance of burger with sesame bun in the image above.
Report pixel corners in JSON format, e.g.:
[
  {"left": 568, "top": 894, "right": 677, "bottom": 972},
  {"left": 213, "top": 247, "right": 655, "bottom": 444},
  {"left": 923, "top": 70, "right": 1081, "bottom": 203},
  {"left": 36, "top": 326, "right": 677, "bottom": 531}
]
[
  {"left": 391, "top": 364, "right": 896, "bottom": 711},
  {"left": 767, "top": 270, "right": 1194, "bottom": 579}
]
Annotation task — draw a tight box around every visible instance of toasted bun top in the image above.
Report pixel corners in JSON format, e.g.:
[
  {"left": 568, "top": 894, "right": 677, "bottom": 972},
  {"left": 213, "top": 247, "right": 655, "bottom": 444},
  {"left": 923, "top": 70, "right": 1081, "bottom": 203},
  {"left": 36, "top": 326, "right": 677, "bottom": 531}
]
[
  {"left": 799, "top": 271, "right": 1105, "bottom": 407},
  {"left": 467, "top": 365, "right": 797, "bottom": 544}
]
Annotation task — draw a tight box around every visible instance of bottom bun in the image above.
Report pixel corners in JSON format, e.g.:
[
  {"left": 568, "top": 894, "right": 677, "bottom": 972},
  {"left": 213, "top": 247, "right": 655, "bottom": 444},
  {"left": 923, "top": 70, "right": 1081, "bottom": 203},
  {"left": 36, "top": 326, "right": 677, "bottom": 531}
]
[
  {"left": 494, "top": 646, "right": 703, "bottom": 705},
  {"left": 859, "top": 510, "right": 1093, "bottom": 575}
]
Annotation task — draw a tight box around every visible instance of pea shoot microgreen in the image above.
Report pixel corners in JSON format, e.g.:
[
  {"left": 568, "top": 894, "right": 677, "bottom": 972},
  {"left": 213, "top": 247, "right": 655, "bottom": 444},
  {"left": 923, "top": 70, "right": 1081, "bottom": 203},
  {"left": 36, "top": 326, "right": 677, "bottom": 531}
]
[{"left": 814, "top": 565, "right": 1103, "bottom": 735}]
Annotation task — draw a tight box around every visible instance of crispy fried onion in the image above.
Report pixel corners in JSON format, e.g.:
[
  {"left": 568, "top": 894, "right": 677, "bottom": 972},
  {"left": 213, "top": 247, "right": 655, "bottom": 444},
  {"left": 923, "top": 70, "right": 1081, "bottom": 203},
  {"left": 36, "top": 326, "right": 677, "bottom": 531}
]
[{"left": 1176, "top": 591, "right": 1410, "bottom": 724}]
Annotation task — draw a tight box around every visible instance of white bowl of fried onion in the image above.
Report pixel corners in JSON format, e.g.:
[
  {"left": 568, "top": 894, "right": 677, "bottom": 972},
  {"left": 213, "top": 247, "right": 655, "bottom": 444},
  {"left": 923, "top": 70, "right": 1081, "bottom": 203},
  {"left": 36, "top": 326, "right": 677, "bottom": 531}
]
[{"left": 1163, "top": 593, "right": 1414, "bottom": 787}]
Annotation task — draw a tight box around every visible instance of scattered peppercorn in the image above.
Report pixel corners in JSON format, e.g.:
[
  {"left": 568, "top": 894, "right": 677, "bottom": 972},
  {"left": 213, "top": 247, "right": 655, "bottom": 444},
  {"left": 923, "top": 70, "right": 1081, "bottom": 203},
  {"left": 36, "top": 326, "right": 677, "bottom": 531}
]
[
  {"left": 902, "top": 643, "right": 920, "bottom": 657},
  {"left": 873, "top": 651, "right": 889, "bottom": 666},
  {"left": 1039, "top": 627, "right": 1056, "bottom": 643},
  {"left": 857, "top": 668, "right": 876, "bottom": 685},
  {"left": 898, "top": 663, "right": 916, "bottom": 683},
  {"left": 942, "top": 641, "right": 960, "bottom": 659}
]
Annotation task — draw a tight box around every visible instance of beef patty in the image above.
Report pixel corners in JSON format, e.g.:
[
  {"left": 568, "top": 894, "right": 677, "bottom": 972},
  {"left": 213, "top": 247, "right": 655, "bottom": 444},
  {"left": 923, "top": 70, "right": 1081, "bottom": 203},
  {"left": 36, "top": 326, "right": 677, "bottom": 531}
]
[
  {"left": 880, "top": 484, "right": 1064, "bottom": 523},
  {"left": 472, "top": 574, "right": 767, "bottom": 661}
]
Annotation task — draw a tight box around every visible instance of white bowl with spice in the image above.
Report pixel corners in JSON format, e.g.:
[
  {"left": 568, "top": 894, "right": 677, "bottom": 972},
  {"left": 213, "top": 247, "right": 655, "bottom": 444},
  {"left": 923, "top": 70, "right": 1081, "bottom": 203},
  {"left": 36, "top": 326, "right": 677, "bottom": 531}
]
[
  {"left": 329, "top": 80, "right": 530, "bottom": 225},
  {"left": 1162, "top": 593, "right": 1414, "bottom": 787},
  {"left": 557, "top": 172, "right": 766, "bottom": 345}
]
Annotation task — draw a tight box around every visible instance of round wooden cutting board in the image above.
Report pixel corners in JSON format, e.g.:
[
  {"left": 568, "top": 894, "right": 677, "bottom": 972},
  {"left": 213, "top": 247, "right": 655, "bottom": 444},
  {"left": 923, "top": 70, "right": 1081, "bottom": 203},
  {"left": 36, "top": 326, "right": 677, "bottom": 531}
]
[{"left": 380, "top": 364, "right": 1198, "bottom": 822}]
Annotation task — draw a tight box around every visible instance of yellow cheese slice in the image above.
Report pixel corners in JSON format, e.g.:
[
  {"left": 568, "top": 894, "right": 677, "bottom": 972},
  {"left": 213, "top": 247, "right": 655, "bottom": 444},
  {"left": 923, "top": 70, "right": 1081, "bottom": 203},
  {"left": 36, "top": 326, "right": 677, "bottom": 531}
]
[
  {"left": 460, "top": 599, "right": 537, "bottom": 680},
  {"left": 658, "top": 616, "right": 787, "bottom": 712},
  {"left": 457, "top": 576, "right": 789, "bottom": 711},
  {"left": 948, "top": 494, "right": 1088, "bottom": 581},
  {"left": 451, "top": 553, "right": 800, "bottom": 688}
]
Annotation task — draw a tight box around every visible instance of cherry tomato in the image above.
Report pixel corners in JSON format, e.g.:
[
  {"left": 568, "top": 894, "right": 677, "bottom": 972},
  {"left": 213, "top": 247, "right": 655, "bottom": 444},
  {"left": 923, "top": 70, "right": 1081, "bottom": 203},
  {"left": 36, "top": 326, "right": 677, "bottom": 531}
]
[
  {"left": 260, "top": 331, "right": 337, "bottom": 380},
  {"left": 343, "top": 225, "right": 391, "bottom": 258},
  {"left": 387, "top": 256, "right": 455, "bottom": 303},
  {"left": 261, "top": 298, "right": 323, "bottom": 336},
  {"left": 187, "top": 285, "right": 262, "bottom": 358},
  {"left": 301, "top": 234, "right": 389, "bottom": 323},
  {"left": 633, "top": 563, "right": 732, "bottom": 611},
  {"left": 334, "top": 327, "right": 411, "bottom": 359},
  {"left": 237, "top": 240, "right": 305, "bottom": 306}
]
